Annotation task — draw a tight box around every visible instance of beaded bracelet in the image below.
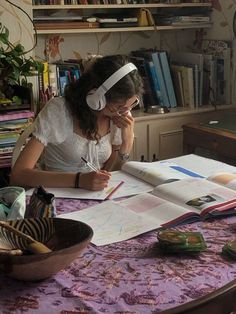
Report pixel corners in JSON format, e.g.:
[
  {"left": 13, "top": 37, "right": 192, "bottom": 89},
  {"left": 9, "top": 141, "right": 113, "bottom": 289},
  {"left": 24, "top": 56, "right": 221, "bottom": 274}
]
[{"left": 74, "top": 172, "right": 81, "bottom": 188}]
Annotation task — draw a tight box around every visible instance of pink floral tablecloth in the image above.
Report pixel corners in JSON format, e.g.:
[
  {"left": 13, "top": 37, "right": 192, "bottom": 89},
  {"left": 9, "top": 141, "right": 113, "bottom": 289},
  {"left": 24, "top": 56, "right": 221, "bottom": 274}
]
[{"left": 1, "top": 198, "right": 236, "bottom": 314}]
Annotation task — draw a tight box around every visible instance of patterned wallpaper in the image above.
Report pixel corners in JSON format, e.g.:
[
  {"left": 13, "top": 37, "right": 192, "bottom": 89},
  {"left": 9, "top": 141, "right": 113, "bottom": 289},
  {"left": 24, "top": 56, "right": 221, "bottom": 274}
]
[
  {"left": 2, "top": 0, "right": 236, "bottom": 60},
  {"left": 0, "top": 0, "right": 34, "bottom": 57}
]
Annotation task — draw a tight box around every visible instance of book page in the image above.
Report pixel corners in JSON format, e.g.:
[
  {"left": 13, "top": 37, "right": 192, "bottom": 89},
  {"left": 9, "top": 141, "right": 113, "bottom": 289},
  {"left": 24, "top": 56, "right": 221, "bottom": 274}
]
[
  {"left": 59, "top": 200, "right": 158, "bottom": 246},
  {"left": 152, "top": 177, "right": 236, "bottom": 215},
  {"left": 118, "top": 193, "right": 199, "bottom": 226},
  {"left": 109, "top": 171, "right": 153, "bottom": 199},
  {"left": 25, "top": 172, "right": 153, "bottom": 200},
  {"left": 168, "top": 154, "right": 236, "bottom": 177},
  {"left": 25, "top": 179, "right": 124, "bottom": 201},
  {"left": 121, "top": 161, "right": 190, "bottom": 186},
  {"left": 208, "top": 173, "right": 236, "bottom": 190}
]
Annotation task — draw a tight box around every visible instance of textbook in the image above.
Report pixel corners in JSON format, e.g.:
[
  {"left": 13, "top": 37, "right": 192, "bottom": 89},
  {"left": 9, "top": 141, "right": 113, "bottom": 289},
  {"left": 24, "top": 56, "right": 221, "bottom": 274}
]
[
  {"left": 25, "top": 160, "right": 195, "bottom": 201},
  {"left": 60, "top": 174, "right": 236, "bottom": 246},
  {"left": 25, "top": 157, "right": 236, "bottom": 202}
]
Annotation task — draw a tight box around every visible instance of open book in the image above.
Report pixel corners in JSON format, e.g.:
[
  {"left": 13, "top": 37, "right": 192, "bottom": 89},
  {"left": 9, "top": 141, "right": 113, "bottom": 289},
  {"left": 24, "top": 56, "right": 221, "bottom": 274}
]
[
  {"left": 112, "top": 156, "right": 236, "bottom": 199},
  {"left": 25, "top": 160, "right": 198, "bottom": 200},
  {"left": 59, "top": 173, "right": 236, "bottom": 246},
  {"left": 25, "top": 157, "right": 236, "bottom": 201},
  {"left": 104, "top": 160, "right": 203, "bottom": 199}
]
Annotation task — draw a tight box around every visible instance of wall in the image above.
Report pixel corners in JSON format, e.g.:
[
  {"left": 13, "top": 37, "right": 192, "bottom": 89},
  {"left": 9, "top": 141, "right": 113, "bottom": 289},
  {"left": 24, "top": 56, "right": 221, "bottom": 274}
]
[
  {"left": 35, "top": 25, "right": 198, "bottom": 63},
  {"left": 1, "top": 0, "right": 34, "bottom": 57}
]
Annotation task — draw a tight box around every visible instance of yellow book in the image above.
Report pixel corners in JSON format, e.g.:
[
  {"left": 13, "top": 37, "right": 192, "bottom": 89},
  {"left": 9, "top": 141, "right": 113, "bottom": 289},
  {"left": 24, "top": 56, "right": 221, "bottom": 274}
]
[{"left": 42, "top": 61, "right": 49, "bottom": 92}]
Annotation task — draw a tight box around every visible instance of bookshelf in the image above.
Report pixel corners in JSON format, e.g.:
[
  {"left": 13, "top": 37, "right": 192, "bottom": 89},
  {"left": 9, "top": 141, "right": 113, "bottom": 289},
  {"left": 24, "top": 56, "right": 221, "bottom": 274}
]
[
  {"left": 5, "top": 0, "right": 234, "bottom": 164},
  {"left": 32, "top": 2, "right": 212, "bottom": 34}
]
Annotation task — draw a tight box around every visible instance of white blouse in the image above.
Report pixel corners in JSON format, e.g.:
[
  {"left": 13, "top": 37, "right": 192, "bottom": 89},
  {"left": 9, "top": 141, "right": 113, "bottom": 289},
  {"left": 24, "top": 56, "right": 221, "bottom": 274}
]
[{"left": 33, "top": 97, "right": 122, "bottom": 173}]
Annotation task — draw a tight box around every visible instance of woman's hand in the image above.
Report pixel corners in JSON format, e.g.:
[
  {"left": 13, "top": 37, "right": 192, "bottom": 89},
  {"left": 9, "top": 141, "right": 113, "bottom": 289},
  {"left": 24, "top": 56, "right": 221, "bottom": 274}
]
[
  {"left": 79, "top": 170, "right": 111, "bottom": 191},
  {"left": 112, "top": 112, "right": 134, "bottom": 153}
]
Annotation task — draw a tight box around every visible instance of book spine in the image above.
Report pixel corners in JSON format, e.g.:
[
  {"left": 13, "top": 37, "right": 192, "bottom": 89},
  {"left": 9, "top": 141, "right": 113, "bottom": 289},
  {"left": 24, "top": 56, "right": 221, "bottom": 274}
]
[
  {"left": 0, "top": 111, "right": 34, "bottom": 122},
  {"left": 0, "top": 146, "right": 14, "bottom": 153},
  {"left": 48, "top": 64, "right": 60, "bottom": 97},
  {"left": 158, "top": 52, "right": 177, "bottom": 108},
  {"left": 147, "top": 61, "right": 164, "bottom": 106},
  {"left": 151, "top": 52, "right": 170, "bottom": 107}
]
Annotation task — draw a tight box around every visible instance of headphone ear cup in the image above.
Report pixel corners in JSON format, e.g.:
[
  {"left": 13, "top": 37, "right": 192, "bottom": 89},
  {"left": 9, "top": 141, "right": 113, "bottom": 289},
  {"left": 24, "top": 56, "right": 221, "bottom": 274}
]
[
  {"left": 86, "top": 89, "right": 98, "bottom": 110},
  {"left": 98, "top": 94, "right": 106, "bottom": 110},
  {"left": 86, "top": 89, "right": 106, "bottom": 111}
]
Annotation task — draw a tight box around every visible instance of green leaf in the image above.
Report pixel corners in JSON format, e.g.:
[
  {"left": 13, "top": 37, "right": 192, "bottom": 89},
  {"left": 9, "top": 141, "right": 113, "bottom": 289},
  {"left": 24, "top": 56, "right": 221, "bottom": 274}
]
[{"left": 0, "top": 33, "right": 9, "bottom": 45}]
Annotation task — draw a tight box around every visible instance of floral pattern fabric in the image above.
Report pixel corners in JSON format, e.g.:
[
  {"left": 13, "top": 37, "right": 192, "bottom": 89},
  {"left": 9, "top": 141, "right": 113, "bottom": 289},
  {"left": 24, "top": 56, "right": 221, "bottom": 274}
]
[{"left": 1, "top": 198, "right": 236, "bottom": 314}]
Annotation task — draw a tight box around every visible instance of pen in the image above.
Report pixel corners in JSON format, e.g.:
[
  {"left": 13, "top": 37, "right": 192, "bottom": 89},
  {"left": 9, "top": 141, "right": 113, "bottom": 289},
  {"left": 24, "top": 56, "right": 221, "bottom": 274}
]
[{"left": 81, "top": 157, "right": 98, "bottom": 172}]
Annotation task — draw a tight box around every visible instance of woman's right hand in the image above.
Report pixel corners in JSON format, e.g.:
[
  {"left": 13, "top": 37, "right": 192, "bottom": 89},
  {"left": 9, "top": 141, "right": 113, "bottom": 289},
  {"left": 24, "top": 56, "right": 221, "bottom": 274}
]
[{"left": 79, "top": 170, "right": 111, "bottom": 191}]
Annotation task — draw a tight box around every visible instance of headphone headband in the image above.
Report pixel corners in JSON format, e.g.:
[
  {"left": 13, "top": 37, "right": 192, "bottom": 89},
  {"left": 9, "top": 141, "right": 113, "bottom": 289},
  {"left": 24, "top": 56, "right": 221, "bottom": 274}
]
[
  {"left": 97, "top": 62, "right": 137, "bottom": 94},
  {"left": 86, "top": 62, "right": 137, "bottom": 110}
]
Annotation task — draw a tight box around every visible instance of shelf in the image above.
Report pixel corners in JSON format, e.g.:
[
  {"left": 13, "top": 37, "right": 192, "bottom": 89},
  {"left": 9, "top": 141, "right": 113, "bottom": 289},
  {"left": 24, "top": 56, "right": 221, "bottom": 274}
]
[
  {"left": 0, "top": 104, "right": 31, "bottom": 112},
  {"left": 36, "top": 23, "right": 212, "bottom": 34},
  {"left": 132, "top": 104, "right": 236, "bottom": 122},
  {"left": 32, "top": 3, "right": 212, "bottom": 10}
]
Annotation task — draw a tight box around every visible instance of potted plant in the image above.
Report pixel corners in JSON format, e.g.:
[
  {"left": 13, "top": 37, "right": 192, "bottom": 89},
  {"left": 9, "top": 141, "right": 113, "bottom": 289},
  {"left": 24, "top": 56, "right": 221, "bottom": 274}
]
[{"left": 0, "top": 23, "right": 43, "bottom": 106}]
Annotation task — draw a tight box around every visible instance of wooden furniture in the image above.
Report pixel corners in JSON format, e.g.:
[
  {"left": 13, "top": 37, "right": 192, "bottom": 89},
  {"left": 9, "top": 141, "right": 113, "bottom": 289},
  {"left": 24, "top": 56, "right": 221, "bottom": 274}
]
[
  {"left": 160, "top": 279, "right": 236, "bottom": 314},
  {"left": 182, "top": 117, "right": 236, "bottom": 164},
  {"left": 32, "top": 2, "right": 212, "bottom": 35},
  {"left": 132, "top": 106, "right": 234, "bottom": 162}
]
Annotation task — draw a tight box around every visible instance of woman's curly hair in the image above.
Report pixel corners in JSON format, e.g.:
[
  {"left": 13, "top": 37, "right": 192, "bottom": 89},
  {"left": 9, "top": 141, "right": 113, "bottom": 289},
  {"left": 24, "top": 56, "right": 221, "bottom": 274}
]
[{"left": 64, "top": 54, "right": 143, "bottom": 141}]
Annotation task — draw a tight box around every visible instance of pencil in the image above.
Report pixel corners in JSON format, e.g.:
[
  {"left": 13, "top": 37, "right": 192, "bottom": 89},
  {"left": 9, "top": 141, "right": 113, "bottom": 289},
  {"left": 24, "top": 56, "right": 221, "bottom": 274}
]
[{"left": 105, "top": 181, "right": 124, "bottom": 200}]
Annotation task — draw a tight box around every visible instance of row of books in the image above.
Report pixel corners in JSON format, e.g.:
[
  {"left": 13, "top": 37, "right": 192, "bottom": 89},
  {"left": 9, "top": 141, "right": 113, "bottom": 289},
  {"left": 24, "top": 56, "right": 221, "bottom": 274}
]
[
  {"left": 131, "top": 49, "right": 178, "bottom": 108},
  {"left": 131, "top": 40, "right": 231, "bottom": 109},
  {"left": 153, "top": 5, "right": 212, "bottom": 26},
  {"left": 38, "top": 40, "right": 231, "bottom": 110},
  {"left": 156, "top": 15, "right": 211, "bottom": 26},
  {"left": 38, "top": 61, "right": 81, "bottom": 106},
  {"left": 0, "top": 110, "right": 35, "bottom": 168}
]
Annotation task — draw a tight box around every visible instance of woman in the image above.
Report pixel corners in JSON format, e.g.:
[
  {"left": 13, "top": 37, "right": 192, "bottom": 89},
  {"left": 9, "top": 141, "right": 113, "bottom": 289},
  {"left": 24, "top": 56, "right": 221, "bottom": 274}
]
[{"left": 10, "top": 55, "right": 143, "bottom": 190}]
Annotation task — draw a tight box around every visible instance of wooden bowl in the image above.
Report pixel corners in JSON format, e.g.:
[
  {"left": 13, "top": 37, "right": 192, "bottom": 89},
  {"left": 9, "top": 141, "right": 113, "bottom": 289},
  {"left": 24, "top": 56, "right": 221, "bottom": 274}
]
[{"left": 0, "top": 217, "right": 93, "bottom": 281}]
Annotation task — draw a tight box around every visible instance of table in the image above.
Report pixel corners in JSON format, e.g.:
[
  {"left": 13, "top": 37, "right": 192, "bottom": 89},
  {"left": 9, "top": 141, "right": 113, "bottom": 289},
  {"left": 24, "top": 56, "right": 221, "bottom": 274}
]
[
  {"left": 182, "top": 115, "right": 236, "bottom": 164},
  {"left": 1, "top": 198, "right": 236, "bottom": 313}
]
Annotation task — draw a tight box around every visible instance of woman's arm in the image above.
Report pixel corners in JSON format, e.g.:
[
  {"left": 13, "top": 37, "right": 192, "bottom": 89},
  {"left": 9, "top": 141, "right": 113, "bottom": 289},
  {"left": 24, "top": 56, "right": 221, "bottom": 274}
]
[
  {"left": 10, "top": 137, "right": 77, "bottom": 188},
  {"left": 10, "top": 137, "right": 111, "bottom": 190},
  {"left": 104, "top": 113, "right": 134, "bottom": 171},
  {"left": 102, "top": 145, "right": 120, "bottom": 171}
]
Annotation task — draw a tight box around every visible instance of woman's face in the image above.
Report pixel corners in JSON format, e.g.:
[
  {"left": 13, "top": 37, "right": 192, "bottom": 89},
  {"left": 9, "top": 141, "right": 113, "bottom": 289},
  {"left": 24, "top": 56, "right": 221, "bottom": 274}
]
[{"left": 102, "top": 95, "right": 139, "bottom": 117}]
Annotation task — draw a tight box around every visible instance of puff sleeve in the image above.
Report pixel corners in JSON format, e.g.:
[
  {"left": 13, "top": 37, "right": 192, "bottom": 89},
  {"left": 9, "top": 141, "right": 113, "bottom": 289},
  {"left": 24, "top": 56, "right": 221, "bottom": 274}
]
[{"left": 33, "top": 98, "right": 72, "bottom": 146}]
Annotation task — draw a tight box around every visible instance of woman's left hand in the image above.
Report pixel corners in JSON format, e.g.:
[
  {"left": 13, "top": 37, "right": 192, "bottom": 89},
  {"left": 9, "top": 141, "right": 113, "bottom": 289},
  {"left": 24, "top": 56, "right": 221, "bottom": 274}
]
[{"left": 112, "top": 112, "right": 134, "bottom": 152}]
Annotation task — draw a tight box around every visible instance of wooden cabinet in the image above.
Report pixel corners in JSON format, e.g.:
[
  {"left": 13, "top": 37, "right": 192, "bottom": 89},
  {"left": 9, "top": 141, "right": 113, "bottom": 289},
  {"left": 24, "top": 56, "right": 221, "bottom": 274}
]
[
  {"left": 132, "top": 106, "right": 235, "bottom": 162},
  {"left": 131, "top": 120, "right": 148, "bottom": 161}
]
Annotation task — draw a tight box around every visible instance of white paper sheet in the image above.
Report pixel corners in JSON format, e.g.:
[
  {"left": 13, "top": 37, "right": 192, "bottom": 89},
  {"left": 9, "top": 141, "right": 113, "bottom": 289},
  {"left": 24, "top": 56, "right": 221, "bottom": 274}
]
[{"left": 59, "top": 200, "right": 159, "bottom": 246}]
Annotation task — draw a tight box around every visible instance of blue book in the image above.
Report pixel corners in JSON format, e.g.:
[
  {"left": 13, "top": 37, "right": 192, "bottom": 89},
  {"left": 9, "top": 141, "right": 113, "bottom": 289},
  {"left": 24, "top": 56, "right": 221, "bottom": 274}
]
[
  {"left": 59, "top": 76, "right": 68, "bottom": 96},
  {"left": 147, "top": 61, "right": 164, "bottom": 106},
  {"left": 158, "top": 51, "right": 177, "bottom": 108},
  {"left": 151, "top": 52, "right": 170, "bottom": 107},
  {"left": 144, "top": 61, "right": 159, "bottom": 105}
]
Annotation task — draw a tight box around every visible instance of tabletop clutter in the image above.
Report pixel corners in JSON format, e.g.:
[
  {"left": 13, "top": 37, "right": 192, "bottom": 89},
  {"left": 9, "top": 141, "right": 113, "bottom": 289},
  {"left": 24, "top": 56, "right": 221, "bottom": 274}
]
[
  {"left": 0, "top": 186, "right": 93, "bottom": 281},
  {"left": 1, "top": 182, "right": 236, "bottom": 281}
]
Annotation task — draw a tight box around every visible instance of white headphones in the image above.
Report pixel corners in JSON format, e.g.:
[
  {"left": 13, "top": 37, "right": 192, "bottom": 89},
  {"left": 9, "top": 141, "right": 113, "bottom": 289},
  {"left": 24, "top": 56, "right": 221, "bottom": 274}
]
[{"left": 86, "top": 62, "right": 137, "bottom": 111}]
